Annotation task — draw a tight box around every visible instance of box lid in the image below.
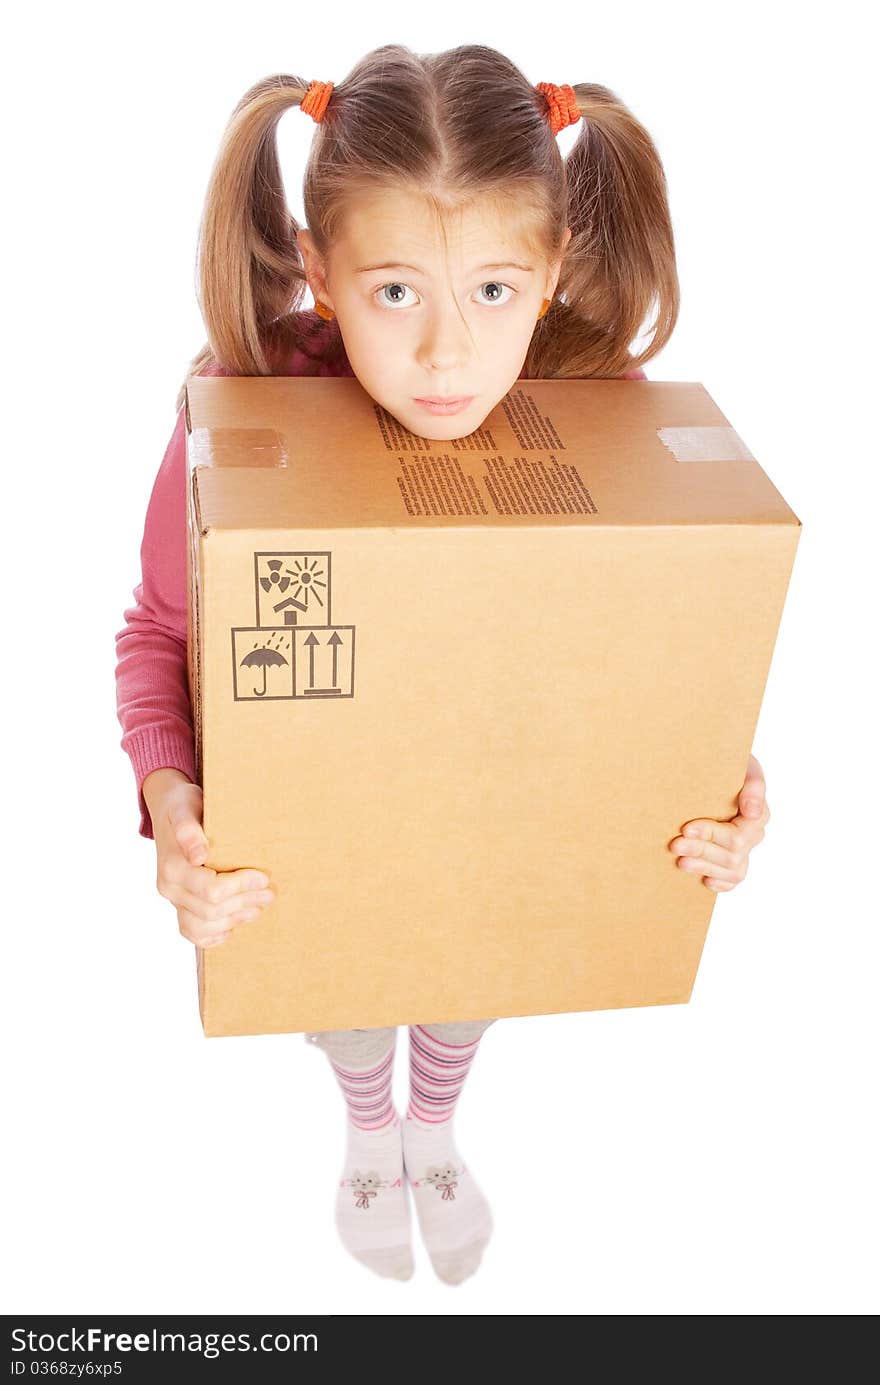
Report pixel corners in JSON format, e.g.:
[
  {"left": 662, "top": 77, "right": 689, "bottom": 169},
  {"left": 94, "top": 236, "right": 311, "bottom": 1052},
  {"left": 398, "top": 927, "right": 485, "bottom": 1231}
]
[{"left": 185, "top": 377, "right": 802, "bottom": 532}]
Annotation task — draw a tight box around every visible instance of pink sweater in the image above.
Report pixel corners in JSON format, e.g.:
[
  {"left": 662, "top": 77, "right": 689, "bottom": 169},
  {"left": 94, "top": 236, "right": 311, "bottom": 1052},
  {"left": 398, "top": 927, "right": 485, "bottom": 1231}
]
[{"left": 115, "top": 310, "right": 647, "bottom": 839}]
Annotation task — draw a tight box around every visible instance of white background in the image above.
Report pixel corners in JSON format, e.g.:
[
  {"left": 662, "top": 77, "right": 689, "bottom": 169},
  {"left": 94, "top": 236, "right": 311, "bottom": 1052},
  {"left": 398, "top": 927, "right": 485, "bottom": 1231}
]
[{"left": 3, "top": 0, "right": 877, "bottom": 1317}]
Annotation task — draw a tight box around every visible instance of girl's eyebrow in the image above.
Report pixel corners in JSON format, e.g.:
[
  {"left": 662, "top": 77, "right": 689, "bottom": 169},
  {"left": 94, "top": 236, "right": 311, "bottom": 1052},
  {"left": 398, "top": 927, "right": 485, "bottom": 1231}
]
[{"left": 355, "top": 260, "right": 534, "bottom": 274}]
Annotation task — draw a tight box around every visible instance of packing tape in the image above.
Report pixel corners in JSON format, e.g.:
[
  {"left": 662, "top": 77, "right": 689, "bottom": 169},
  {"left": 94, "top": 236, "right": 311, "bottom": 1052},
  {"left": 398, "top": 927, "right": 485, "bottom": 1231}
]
[
  {"left": 657, "top": 425, "right": 754, "bottom": 462},
  {"left": 189, "top": 426, "right": 289, "bottom": 468}
]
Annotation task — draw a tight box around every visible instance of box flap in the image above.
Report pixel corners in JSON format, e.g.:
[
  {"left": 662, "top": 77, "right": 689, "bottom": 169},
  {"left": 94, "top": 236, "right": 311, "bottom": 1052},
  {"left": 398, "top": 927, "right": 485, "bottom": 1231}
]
[{"left": 184, "top": 377, "right": 802, "bottom": 533}]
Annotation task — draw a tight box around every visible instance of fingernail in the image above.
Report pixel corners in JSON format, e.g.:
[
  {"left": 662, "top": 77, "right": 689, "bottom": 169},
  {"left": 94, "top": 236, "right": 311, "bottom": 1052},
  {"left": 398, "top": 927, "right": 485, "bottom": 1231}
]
[{"left": 684, "top": 826, "right": 700, "bottom": 838}]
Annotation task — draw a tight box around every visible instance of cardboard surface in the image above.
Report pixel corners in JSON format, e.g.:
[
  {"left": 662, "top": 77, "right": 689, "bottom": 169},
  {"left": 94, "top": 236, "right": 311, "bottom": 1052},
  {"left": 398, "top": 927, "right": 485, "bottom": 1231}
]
[{"left": 184, "top": 377, "right": 801, "bottom": 1038}]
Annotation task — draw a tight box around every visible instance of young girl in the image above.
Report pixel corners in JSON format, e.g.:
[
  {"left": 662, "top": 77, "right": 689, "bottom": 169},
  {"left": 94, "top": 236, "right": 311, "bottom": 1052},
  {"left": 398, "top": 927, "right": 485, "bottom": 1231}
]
[{"left": 115, "top": 43, "right": 770, "bottom": 1288}]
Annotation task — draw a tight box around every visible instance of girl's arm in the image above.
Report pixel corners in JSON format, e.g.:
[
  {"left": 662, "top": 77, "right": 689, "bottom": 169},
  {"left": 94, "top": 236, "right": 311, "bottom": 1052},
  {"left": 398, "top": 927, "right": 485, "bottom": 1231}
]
[{"left": 114, "top": 405, "right": 197, "bottom": 840}]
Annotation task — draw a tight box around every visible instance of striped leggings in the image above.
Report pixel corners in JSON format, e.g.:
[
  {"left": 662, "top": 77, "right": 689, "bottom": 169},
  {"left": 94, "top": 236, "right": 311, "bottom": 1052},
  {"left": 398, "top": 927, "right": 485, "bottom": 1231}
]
[{"left": 304, "top": 1018, "right": 498, "bottom": 1065}]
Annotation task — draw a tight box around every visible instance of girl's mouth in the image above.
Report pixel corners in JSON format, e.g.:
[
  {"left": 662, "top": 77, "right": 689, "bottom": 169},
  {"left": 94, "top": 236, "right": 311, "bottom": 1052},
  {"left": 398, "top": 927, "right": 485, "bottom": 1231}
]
[{"left": 413, "top": 396, "right": 474, "bottom": 416}]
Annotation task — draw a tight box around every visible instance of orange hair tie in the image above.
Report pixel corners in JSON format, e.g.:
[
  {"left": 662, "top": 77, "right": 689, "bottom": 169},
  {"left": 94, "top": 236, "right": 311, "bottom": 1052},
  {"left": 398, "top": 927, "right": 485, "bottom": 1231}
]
[
  {"left": 535, "top": 82, "right": 580, "bottom": 136},
  {"left": 301, "top": 79, "right": 334, "bottom": 123}
]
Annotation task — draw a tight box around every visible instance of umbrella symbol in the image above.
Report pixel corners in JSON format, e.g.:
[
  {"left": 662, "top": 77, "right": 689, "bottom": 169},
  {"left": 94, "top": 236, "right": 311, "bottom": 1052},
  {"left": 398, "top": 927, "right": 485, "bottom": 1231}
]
[{"left": 241, "top": 641, "right": 289, "bottom": 697}]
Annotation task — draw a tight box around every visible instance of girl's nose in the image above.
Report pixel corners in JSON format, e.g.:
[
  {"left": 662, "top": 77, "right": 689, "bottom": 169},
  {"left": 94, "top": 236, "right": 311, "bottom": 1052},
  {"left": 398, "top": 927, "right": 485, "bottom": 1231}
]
[{"left": 416, "top": 306, "right": 472, "bottom": 373}]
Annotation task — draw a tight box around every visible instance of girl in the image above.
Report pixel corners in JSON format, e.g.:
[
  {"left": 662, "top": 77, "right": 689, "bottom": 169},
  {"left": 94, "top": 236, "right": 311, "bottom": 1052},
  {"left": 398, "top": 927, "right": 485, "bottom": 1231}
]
[{"left": 115, "top": 43, "right": 770, "bottom": 1288}]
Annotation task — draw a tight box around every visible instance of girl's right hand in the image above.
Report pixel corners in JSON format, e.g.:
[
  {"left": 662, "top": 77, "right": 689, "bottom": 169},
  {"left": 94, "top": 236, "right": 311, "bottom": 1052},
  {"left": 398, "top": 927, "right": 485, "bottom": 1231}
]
[{"left": 152, "top": 778, "right": 275, "bottom": 949}]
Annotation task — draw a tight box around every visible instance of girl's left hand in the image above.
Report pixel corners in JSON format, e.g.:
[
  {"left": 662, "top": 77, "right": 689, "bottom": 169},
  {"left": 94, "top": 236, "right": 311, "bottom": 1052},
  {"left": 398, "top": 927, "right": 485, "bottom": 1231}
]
[{"left": 668, "top": 753, "right": 770, "bottom": 892}]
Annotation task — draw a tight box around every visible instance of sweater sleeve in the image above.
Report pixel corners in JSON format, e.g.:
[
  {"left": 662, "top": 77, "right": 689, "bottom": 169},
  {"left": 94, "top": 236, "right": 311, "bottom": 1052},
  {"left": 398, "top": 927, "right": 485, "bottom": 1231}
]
[{"left": 114, "top": 403, "right": 196, "bottom": 840}]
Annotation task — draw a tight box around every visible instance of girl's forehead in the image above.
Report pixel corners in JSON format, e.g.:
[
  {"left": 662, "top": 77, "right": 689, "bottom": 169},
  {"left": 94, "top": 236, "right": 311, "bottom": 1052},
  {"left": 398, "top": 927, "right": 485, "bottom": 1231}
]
[{"left": 335, "top": 188, "right": 542, "bottom": 265}]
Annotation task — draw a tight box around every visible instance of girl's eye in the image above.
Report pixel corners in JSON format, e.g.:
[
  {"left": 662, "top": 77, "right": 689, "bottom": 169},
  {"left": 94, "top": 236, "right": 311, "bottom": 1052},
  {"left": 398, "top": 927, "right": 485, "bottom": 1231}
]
[
  {"left": 475, "top": 281, "right": 515, "bottom": 306},
  {"left": 375, "top": 282, "right": 418, "bottom": 309},
  {"left": 373, "top": 280, "right": 516, "bottom": 309}
]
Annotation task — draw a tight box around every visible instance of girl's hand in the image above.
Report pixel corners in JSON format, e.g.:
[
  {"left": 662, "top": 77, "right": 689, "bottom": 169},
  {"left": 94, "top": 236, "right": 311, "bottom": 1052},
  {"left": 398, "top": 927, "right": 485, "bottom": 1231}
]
[
  {"left": 152, "top": 779, "right": 276, "bottom": 949},
  {"left": 668, "top": 753, "right": 770, "bottom": 892}
]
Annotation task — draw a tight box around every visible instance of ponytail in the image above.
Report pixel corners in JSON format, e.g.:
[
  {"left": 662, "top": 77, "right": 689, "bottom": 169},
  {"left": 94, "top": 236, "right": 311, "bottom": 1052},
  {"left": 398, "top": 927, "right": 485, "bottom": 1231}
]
[
  {"left": 175, "top": 74, "right": 313, "bottom": 412},
  {"left": 527, "top": 83, "right": 679, "bottom": 379}
]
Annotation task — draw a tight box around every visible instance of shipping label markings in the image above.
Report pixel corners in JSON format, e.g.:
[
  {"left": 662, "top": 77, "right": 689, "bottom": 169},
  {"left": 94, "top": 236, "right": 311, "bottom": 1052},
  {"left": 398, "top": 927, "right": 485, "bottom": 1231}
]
[
  {"left": 231, "top": 550, "right": 355, "bottom": 702},
  {"left": 389, "top": 387, "right": 593, "bottom": 517},
  {"left": 501, "top": 389, "right": 567, "bottom": 450},
  {"left": 397, "top": 455, "right": 488, "bottom": 517},
  {"left": 396, "top": 451, "right": 597, "bottom": 517},
  {"left": 484, "top": 455, "right": 597, "bottom": 515}
]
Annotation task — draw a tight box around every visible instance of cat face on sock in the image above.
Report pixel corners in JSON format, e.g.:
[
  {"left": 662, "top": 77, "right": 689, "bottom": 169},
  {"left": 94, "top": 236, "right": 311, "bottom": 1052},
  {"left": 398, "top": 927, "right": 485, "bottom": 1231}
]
[
  {"left": 425, "top": 1162, "right": 459, "bottom": 1188},
  {"left": 351, "top": 1170, "right": 383, "bottom": 1192}
]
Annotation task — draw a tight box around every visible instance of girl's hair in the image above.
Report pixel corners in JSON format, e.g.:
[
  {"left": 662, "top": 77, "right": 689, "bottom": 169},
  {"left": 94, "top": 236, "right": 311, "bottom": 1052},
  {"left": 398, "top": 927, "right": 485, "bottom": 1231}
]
[{"left": 176, "top": 43, "right": 679, "bottom": 413}]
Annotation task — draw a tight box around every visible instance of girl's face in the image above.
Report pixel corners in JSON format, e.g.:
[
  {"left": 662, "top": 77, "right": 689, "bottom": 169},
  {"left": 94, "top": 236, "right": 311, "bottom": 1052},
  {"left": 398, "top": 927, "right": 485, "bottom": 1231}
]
[{"left": 298, "top": 188, "right": 570, "bottom": 440}]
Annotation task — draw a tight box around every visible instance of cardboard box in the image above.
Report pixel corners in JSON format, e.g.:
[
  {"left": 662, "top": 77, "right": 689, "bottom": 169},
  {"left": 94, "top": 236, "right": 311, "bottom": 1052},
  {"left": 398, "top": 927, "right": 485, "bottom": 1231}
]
[{"left": 184, "top": 376, "right": 801, "bottom": 1038}]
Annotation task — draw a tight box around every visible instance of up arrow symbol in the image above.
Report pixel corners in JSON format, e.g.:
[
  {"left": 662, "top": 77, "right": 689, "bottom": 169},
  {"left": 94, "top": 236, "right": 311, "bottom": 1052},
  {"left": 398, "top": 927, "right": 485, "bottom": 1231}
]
[
  {"left": 328, "top": 630, "right": 343, "bottom": 687},
  {"left": 303, "top": 631, "right": 320, "bottom": 688}
]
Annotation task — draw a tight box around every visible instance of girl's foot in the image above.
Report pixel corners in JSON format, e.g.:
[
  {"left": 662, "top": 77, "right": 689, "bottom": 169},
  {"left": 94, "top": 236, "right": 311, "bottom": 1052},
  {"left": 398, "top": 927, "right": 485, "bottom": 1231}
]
[
  {"left": 336, "top": 1112, "right": 414, "bottom": 1280},
  {"left": 401, "top": 1113, "right": 492, "bottom": 1285}
]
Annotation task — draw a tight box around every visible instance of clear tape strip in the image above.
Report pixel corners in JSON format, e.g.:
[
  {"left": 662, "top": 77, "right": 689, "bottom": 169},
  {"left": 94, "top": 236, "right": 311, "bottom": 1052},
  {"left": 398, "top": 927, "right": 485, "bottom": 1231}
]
[
  {"left": 189, "top": 426, "right": 289, "bottom": 469},
  {"left": 657, "top": 425, "right": 754, "bottom": 462}
]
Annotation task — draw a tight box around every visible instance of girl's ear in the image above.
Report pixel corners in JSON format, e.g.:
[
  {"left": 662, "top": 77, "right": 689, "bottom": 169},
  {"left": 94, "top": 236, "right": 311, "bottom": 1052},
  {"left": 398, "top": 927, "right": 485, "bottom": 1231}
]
[
  {"left": 546, "top": 226, "right": 572, "bottom": 297},
  {"left": 297, "top": 228, "right": 334, "bottom": 311}
]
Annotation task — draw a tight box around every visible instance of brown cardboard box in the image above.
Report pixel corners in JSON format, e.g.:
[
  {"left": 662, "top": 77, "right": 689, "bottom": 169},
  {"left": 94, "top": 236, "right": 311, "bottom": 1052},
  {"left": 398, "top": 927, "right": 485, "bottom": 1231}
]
[{"left": 184, "top": 377, "right": 801, "bottom": 1039}]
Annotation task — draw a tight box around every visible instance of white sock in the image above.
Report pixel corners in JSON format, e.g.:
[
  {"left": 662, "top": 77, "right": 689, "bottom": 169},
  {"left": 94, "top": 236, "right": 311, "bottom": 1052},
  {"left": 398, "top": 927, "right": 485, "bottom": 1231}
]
[
  {"left": 336, "top": 1112, "right": 414, "bottom": 1280},
  {"left": 401, "top": 1112, "right": 493, "bottom": 1285}
]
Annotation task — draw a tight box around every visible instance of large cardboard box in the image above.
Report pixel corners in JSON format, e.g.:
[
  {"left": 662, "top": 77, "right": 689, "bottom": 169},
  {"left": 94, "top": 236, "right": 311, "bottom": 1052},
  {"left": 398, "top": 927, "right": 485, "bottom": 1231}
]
[{"left": 184, "top": 376, "right": 801, "bottom": 1038}]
